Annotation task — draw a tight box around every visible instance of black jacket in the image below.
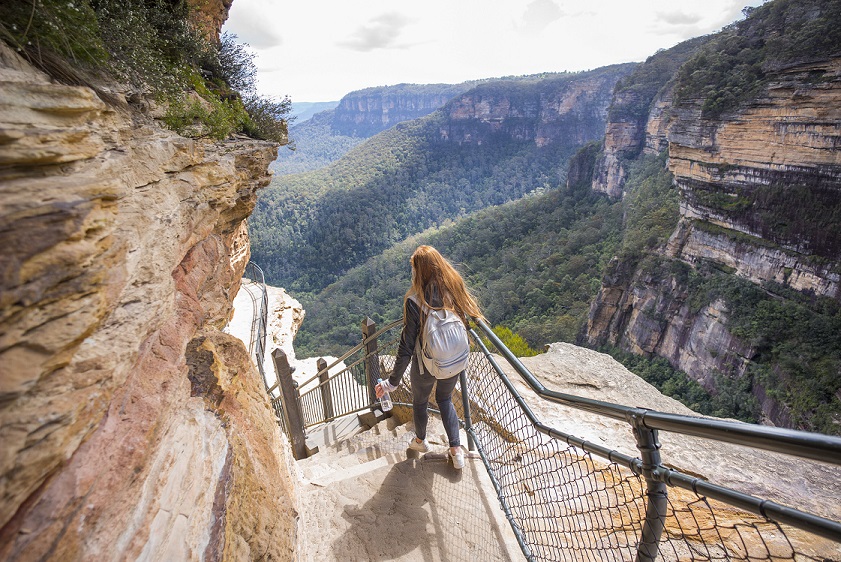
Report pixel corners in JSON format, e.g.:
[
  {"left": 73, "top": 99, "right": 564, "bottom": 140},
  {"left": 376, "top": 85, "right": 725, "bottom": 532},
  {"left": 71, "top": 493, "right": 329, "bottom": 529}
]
[{"left": 387, "top": 284, "right": 443, "bottom": 386}]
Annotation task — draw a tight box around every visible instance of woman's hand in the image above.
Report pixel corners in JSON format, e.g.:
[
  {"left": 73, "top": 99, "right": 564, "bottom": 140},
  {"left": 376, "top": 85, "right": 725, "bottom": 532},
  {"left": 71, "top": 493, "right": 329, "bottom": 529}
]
[{"left": 376, "top": 379, "right": 397, "bottom": 398}]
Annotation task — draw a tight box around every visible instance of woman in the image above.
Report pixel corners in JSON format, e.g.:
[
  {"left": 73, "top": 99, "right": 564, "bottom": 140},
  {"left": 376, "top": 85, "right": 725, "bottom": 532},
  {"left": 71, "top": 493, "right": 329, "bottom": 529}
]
[{"left": 375, "top": 245, "right": 483, "bottom": 469}]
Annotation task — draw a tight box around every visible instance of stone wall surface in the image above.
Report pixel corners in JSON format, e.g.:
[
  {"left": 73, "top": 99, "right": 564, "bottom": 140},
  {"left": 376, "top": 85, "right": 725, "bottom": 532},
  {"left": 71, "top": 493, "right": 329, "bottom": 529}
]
[
  {"left": 0, "top": 41, "right": 298, "bottom": 560},
  {"left": 586, "top": 56, "right": 841, "bottom": 427},
  {"left": 440, "top": 68, "right": 634, "bottom": 148}
]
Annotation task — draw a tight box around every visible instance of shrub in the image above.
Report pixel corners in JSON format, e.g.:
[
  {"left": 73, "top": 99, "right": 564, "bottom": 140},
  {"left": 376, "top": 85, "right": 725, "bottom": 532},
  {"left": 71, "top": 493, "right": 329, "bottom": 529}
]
[
  {"left": 490, "top": 325, "right": 542, "bottom": 357},
  {"left": 0, "top": 1, "right": 289, "bottom": 143}
]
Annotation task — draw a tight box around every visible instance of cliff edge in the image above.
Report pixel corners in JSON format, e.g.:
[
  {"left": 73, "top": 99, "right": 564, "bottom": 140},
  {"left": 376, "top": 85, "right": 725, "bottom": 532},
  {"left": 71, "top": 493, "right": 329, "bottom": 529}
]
[{"left": 0, "top": 41, "right": 297, "bottom": 560}]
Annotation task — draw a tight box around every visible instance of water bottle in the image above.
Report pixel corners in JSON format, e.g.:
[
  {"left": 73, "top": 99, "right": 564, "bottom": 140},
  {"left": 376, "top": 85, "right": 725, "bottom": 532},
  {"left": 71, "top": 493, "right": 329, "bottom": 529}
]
[{"left": 377, "top": 378, "right": 393, "bottom": 412}]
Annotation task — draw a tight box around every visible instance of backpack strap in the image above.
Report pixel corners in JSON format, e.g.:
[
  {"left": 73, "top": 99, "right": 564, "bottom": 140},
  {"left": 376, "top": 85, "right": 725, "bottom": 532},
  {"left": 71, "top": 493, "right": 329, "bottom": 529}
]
[{"left": 407, "top": 294, "right": 427, "bottom": 375}]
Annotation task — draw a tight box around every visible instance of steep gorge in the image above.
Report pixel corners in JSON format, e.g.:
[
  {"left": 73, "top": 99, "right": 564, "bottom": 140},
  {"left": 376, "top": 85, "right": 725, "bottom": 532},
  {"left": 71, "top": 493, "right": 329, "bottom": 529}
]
[
  {"left": 251, "top": 65, "right": 634, "bottom": 297},
  {"left": 585, "top": 1, "right": 841, "bottom": 433}
]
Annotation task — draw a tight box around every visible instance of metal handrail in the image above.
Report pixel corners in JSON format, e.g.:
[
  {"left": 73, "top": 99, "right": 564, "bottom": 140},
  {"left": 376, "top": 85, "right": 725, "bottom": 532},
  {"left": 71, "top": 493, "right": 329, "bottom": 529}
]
[
  {"left": 471, "top": 321, "right": 841, "bottom": 542},
  {"left": 297, "top": 319, "right": 402, "bottom": 389},
  {"left": 270, "top": 312, "right": 841, "bottom": 559},
  {"left": 474, "top": 318, "right": 841, "bottom": 466}
]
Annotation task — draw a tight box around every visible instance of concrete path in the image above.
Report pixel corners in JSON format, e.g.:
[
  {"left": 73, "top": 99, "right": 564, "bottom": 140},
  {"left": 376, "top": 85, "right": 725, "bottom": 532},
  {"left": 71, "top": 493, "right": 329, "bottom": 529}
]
[{"left": 296, "top": 414, "right": 522, "bottom": 561}]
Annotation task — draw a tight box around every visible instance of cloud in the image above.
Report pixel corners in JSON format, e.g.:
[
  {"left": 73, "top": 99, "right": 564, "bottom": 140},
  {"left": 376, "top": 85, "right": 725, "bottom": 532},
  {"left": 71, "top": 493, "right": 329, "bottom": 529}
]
[
  {"left": 338, "top": 12, "right": 415, "bottom": 52},
  {"left": 519, "top": 0, "right": 564, "bottom": 34},
  {"left": 224, "top": 7, "right": 284, "bottom": 49},
  {"left": 655, "top": 10, "right": 703, "bottom": 26}
]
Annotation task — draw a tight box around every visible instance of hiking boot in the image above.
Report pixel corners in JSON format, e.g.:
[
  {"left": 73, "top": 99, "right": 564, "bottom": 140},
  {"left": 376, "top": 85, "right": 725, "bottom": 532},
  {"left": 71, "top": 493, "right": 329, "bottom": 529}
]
[
  {"left": 408, "top": 437, "right": 430, "bottom": 453},
  {"left": 449, "top": 447, "right": 465, "bottom": 469}
]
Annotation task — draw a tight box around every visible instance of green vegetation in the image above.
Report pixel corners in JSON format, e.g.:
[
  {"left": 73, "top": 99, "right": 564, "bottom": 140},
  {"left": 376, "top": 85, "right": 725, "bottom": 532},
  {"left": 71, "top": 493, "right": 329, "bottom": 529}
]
[
  {"left": 292, "top": 141, "right": 623, "bottom": 356},
  {"left": 675, "top": 0, "right": 841, "bottom": 117},
  {"left": 617, "top": 151, "right": 680, "bottom": 263},
  {"left": 1, "top": 2, "right": 289, "bottom": 142},
  {"left": 685, "top": 178, "right": 841, "bottom": 259},
  {"left": 252, "top": 67, "right": 634, "bottom": 296},
  {"left": 683, "top": 267, "right": 841, "bottom": 434},
  {"left": 603, "top": 347, "right": 760, "bottom": 423},
  {"left": 489, "top": 326, "right": 542, "bottom": 357},
  {"left": 288, "top": 144, "right": 676, "bottom": 363},
  {"left": 272, "top": 111, "right": 365, "bottom": 176},
  {"left": 254, "top": 118, "right": 576, "bottom": 293}
]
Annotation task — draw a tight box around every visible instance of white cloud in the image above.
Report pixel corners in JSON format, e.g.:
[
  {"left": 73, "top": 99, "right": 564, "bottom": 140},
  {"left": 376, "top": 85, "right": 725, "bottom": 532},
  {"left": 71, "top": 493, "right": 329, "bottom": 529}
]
[
  {"left": 656, "top": 11, "right": 704, "bottom": 26},
  {"left": 224, "top": 0, "right": 284, "bottom": 49},
  {"left": 223, "top": 0, "right": 769, "bottom": 102},
  {"left": 338, "top": 12, "right": 416, "bottom": 52},
  {"left": 519, "top": 0, "right": 565, "bottom": 34}
]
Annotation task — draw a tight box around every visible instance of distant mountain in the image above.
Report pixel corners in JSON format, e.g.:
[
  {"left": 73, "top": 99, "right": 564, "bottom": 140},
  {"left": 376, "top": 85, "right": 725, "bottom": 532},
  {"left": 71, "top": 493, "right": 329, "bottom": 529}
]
[
  {"left": 271, "top": 82, "right": 479, "bottom": 176},
  {"left": 330, "top": 82, "right": 482, "bottom": 137},
  {"left": 251, "top": 65, "right": 635, "bottom": 294},
  {"left": 271, "top": 111, "right": 365, "bottom": 176},
  {"left": 288, "top": 101, "right": 339, "bottom": 124}
]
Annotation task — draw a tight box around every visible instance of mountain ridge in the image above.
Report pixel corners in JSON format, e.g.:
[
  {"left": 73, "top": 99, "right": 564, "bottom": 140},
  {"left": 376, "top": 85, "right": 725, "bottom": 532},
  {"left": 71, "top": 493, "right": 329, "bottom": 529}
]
[{"left": 257, "top": 0, "right": 841, "bottom": 435}]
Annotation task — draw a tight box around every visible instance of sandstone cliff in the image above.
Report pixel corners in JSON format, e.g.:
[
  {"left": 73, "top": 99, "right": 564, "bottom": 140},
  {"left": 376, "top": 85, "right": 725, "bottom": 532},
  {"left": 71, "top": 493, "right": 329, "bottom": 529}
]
[
  {"left": 0, "top": 41, "right": 297, "bottom": 560},
  {"left": 439, "top": 65, "right": 635, "bottom": 147},
  {"left": 186, "top": 0, "right": 234, "bottom": 41},
  {"left": 591, "top": 38, "right": 706, "bottom": 198},
  {"left": 585, "top": 0, "right": 841, "bottom": 433},
  {"left": 331, "top": 83, "right": 475, "bottom": 137}
]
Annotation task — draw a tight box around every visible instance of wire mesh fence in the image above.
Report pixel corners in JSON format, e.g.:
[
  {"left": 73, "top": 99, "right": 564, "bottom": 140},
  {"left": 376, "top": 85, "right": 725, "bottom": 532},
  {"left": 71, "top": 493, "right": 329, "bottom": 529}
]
[
  {"left": 269, "top": 313, "right": 841, "bottom": 561},
  {"left": 466, "top": 325, "right": 841, "bottom": 562}
]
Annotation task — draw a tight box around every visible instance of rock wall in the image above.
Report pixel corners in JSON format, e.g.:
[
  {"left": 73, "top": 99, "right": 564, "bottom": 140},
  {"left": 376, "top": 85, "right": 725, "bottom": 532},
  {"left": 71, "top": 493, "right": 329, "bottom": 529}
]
[
  {"left": 331, "top": 84, "right": 473, "bottom": 137},
  {"left": 440, "top": 66, "right": 635, "bottom": 148},
  {"left": 186, "top": 0, "right": 234, "bottom": 42},
  {"left": 590, "top": 37, "right": 705, "bottom": 198},
  {"left": 0, "top": 42, "right": 298, "bottom": 560},
  {"left": 586, "top": 54, "right": 841, "bottom": 427}
]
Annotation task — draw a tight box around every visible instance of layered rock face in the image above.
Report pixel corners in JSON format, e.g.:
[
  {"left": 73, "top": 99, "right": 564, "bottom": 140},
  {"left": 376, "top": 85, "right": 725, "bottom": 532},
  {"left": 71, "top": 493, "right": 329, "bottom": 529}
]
[
  {"left": 0, "top": 43, "right": 297, "bottom": 560},
  {"left": 331, "top": 84, "right": 473, "bottom": 137},
  {"left": 592, "top": 85, "right": 676, "bottom": 198},
  {"left": 186, "top": 0, "right": 234, "bottom": 41},
  {"left": 440, "top": 66, "right": 635, "bottom": 147},
  {"left": 590, "top": 37, "right": 705, "bottom": 198},
  {"left": 586, "top": 54, "right": 841, "bottom": 427}
]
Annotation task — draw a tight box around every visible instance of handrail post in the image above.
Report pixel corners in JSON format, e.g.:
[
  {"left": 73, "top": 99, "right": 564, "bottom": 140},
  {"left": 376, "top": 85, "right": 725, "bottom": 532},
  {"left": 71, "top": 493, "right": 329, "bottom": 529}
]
[
  {"left": 361, "top": 317, "right": 380, "bottom": 411},
  {"left": 318, "top": 358, "right": 334, "bottom": 421},
  {"left": 629, "top": 409, "right": 668, "bottom": 562},
  {"left": 459, "top": 370, "right": 476, "bottom": 451},
  {"left": 272, "top": 348, "right": 309, "bottom": 460}
]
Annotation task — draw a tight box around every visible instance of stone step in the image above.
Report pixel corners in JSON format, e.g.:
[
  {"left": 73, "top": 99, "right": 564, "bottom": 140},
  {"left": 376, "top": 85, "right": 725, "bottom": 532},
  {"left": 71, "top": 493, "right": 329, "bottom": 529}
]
[{"left": 305, "top": 414, "right": 366, "bottom": 452}]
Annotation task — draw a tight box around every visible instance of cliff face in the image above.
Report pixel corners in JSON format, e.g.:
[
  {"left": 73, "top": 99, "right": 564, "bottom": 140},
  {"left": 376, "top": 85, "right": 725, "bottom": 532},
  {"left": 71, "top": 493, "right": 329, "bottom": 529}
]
[
  {"left": 331, "top": 83, "right": 474, "bottom": 137},
  {"left": 186, "top": 0, "right": 234, "bottom": 41},
  {"left": 591, "top": 37, "right": 706, "bottom": 198},
  {"left": 585, "top": 37, "right": 841, "bottom": 430},
  {"left": 439, "top": 66, "right": 635, "bottom": 147},
  {"left": 0, "top": 42, "right": 297, "bottom": 560}
]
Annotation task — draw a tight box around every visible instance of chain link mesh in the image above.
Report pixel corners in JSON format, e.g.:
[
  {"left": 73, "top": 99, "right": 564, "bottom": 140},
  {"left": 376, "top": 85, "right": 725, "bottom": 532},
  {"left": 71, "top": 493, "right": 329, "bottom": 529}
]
[
  {"left": 278, "top": 319, "right": 841, "bottom": 561},
  {"left": 466, "top": 335, "right": 839, "bottom": 561}
]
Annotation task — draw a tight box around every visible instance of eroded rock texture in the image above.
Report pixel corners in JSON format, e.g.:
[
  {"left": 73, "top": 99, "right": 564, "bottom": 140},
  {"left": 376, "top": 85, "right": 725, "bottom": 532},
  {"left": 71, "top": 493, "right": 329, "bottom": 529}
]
[
  {"left": 440, "top": 65, "right": 636, "bottom": 148},
  {"left": 586, "top": 53, "right": 841, "bottom": 427},
  {"left": 0, "top": 42, "right": 297, "bottom": 560}
]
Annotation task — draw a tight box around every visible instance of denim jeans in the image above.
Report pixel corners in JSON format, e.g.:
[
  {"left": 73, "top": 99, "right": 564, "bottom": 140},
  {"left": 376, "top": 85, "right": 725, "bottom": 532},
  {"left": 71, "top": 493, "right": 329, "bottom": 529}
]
[{"left": 410, "top": 364, "right": 461, "bottom": 448}]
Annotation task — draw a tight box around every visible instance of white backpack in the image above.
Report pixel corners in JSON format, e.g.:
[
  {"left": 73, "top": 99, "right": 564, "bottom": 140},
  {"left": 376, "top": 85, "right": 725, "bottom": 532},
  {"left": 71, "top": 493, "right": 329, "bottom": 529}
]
[{"left": 409, "top": 295, "right": 470, "bottom": 379}]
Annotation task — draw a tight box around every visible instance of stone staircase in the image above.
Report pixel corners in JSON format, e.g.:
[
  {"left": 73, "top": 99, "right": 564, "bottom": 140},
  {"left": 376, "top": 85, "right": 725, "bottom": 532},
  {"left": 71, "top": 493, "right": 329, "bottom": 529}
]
[{"left": 295, "top": 412, "right": 522, "bottom": 561}]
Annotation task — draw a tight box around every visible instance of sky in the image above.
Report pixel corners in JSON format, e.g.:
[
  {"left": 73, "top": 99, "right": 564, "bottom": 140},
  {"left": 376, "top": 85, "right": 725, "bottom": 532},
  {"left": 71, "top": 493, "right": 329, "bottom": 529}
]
[{"left": 223, "top": 0, "right": 768, "bottom": 103}]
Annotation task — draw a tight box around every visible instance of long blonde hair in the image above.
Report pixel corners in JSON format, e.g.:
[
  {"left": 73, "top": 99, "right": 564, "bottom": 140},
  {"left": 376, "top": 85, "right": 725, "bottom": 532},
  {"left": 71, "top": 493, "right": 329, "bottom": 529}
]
[{"left": 405, "top": 245, "right": 483, "bottom": 326}]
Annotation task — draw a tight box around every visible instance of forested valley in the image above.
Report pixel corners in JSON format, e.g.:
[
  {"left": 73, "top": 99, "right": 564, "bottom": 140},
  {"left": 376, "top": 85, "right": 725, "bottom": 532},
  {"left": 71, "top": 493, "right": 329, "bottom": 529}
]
[
  {"left": 249, "top": 0, "right": 841, "bottom": 433},
  {"left": 249, "top": 68, "right": 631, "bottom": 296}
]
